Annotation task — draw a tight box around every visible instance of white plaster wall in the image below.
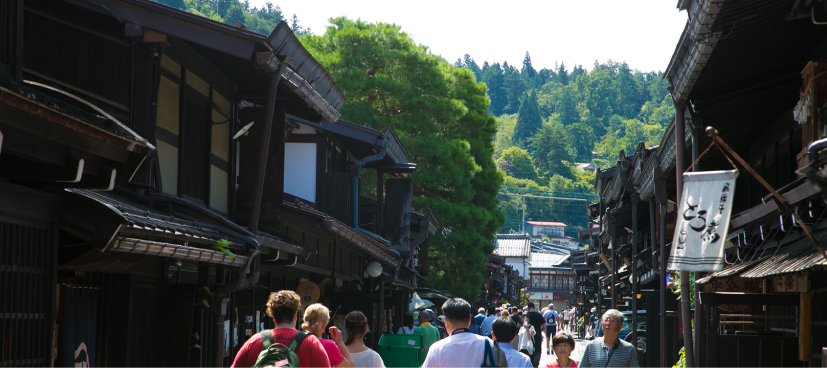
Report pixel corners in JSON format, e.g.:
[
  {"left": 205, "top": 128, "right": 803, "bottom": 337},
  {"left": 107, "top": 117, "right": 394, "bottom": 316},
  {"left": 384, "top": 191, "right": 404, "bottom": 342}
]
[{"left": 284, "top": 143, "right": 316, "bottom": 202}]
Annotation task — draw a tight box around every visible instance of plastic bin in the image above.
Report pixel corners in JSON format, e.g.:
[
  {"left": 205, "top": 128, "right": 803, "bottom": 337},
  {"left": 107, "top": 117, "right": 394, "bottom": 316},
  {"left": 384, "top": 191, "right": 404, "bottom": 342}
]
[{"left": 377, "top": 333, "right": 423, "bottom": 368}]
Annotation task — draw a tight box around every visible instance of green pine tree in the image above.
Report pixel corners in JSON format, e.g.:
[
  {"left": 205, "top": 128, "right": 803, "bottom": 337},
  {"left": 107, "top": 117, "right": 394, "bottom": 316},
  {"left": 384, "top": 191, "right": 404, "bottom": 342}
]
[
  {"left": 512, "top": 90, "right": 542, "bottom": 148},
  {"left": 481, "top": 63, "right": 507, "bottom": 116},
  {"left": 521, "top": 52, "right": 537, "bottom": 84},
  {"left": 301, "top": 18, "right": 503, "bottom": 301},
  {"left": 529, "top": 122, "right": 574, "bottom": 180}
]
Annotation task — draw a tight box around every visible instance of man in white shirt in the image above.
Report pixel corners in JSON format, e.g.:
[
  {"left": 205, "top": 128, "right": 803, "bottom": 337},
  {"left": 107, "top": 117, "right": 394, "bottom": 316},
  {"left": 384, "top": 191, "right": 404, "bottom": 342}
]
[
  {"left": 421, "top": 298, "right": 490, "bottom": 368},
  {"left": 492, "top": 316, "right": 532, "bottom": 367}
]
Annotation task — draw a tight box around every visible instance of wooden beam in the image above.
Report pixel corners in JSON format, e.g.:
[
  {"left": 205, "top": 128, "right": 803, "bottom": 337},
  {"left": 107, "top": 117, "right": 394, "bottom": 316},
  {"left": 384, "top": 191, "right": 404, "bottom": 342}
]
[
  {"left": 63, "top": 168, "right": 116, "bottom": 191},
  {"left": 599, "top": 253, "right": 612, "bottom": 270},
  {"left": 142, "top": 28, "right": 168, "bottom": 44},
  {"left": 800, "top": 292, "right": 810, "bottom": 361},
  {"left": 1, "top": 158, "right": 84, "bottom": 182},
  {"left": 699, "top": 292, "right": 799, "bottom": 307}
]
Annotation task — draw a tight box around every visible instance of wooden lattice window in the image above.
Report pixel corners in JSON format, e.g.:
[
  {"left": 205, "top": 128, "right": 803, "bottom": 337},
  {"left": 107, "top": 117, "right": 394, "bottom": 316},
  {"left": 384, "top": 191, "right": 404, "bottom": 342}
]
[
  {"left": 0, "top": 217, "right": 55, "bottom": 366},
  {"left": 180, "top": 97, "right": 208, "bottom": 202}
]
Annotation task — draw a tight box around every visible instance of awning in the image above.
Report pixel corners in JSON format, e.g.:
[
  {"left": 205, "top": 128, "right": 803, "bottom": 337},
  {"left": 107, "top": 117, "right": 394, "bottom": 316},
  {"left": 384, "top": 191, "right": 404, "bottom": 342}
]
[
  {"left": 740, "top": 228, "right": 827, "bottom": 280},
  {"left": 415, "top": 288, "right": 452, "bottom": 302},
  {"left": 276, "top": 200, "right": 400, "bottom": 267},
  {"left": 696, "top": 256, "right": 768, "bottom": 285},
  {"left": 60, "top": 189, "right": 266, "bottom": 267}
]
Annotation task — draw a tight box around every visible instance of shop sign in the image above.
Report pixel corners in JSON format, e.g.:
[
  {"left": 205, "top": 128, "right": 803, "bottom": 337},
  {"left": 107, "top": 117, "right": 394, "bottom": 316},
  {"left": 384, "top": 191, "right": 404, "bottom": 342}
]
[
  {"left": 529, "top": 292, "right": 552, "bottom": 300},
  {"left": 669, "top": 170, "right": 738, "bottom": 271},
  {"left": 297, "top": 281, "right": 321, "bottom": 306}
]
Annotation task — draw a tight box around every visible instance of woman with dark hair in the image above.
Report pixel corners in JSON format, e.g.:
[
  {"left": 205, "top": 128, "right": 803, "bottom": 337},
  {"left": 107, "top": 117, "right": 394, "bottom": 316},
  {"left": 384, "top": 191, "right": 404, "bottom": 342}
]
[
  {"left": 543, "top": 332, "right": 577, "bottom": 368},
  {"left": 231, "top": 290, "right": 331, "bottom": 368},
  {"left": 397, "top": 314, "right": 415, "bottom": 335},
  {"left": 302, "top": 303, "right": 355, "bottom": 368},
  {"left": 344, "top": 311, "right": 385, "bottom": 367}
]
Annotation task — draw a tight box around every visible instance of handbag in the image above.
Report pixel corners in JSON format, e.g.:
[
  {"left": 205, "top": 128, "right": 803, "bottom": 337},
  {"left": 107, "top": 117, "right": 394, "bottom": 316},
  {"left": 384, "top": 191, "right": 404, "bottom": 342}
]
[{"left": 481, "top": 340, "right": 508, "bottom": 367}]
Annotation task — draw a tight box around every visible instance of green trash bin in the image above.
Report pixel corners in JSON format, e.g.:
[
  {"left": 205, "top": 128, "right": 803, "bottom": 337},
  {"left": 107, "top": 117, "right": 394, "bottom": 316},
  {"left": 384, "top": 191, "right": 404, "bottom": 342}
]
[{"left": 377, "top": 333, "right": 423, "bottom": 368}]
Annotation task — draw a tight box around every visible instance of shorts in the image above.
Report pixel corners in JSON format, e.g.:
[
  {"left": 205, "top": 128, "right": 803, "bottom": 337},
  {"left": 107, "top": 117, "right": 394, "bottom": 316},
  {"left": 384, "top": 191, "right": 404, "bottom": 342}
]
[{"left": 545, "top": 324, "right": 557, "bottom": 338}]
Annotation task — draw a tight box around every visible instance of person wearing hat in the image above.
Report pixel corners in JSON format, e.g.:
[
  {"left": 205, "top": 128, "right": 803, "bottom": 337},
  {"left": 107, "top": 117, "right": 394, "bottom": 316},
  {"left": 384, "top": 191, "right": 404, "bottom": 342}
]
[
  {"left": 415, "top": 310, "right": 441, "bottom": 358},
  {"left": 435, "top": 315, "right": 448, "bottom": 339},
  {"left": 587, "top": 307, "right": 598, "bottom": 340}
]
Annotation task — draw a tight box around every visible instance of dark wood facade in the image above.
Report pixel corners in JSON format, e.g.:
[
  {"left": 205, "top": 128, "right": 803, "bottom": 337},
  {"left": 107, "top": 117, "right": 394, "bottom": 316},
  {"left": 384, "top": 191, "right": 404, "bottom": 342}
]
[{"left": 0, "top": 1, "right": 433, "bottom": 366}]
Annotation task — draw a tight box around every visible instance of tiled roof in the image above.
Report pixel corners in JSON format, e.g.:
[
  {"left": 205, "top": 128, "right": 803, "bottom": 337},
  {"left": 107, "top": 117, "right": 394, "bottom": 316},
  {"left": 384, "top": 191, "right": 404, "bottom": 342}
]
[
  {"left": 280, "top": 199, "right": 401, "bottom": 267},
  {"left": 696, "top": 256, "right": 768, "bottom": 285},
  {"left": 527, "top": 221, "right": 567, "bottom": 227},
  {"left": 530, "top": 252, "right": 570, "bottom": 268},
  {"left": 740, "top": 228, "right": 827, "bottom": 279},
  {"left": 494, "top": 234, "right": 531, "bottom": 257},
  {"left": 68, "top": 189, "right": 244, "bottom": 246}
]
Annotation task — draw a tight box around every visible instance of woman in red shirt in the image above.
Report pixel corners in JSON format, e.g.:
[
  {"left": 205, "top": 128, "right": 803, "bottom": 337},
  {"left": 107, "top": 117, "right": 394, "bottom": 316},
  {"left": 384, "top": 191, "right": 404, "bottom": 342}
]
[
  {"left": 231, "top": 290, "right": 331, "bottom": 368},
  {"left": 544, "top": 332, "right": 577, "bottom": 368},
  {"left": 302, "top": 303, "right": 355, "bottom": 367}
]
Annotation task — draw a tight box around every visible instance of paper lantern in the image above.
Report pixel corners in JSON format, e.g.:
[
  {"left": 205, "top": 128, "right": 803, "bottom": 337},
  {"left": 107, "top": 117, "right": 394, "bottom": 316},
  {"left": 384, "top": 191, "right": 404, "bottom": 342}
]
[{"left": 367, "top": 261, "right": 383, "bottom": 278}]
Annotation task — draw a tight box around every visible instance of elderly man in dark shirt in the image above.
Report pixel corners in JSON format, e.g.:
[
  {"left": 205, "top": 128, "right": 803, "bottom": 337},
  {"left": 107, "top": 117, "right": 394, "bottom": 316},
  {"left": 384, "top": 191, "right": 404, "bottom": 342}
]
[{"left": 578, "top": 309, "right": 639, "bottom": 367}]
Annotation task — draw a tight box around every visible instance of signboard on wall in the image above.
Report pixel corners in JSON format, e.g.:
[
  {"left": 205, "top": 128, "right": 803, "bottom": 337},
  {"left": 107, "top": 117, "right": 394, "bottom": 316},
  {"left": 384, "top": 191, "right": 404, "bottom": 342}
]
[
  {"left": 296, "top": 281, "right": 321, "bottom": 306},
  {"left": 529, "top": 292, "right": 553, "bottom": 300}
]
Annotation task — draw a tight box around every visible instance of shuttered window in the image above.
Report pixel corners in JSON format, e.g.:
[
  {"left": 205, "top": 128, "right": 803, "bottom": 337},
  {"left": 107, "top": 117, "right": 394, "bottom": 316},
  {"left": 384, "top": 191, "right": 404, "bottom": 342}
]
[
  {"left": 0, "top": 217, "right": 55, "bottom": 366},
  {"left": 180, "top": 97, "right": 208, "bottom": 201}
]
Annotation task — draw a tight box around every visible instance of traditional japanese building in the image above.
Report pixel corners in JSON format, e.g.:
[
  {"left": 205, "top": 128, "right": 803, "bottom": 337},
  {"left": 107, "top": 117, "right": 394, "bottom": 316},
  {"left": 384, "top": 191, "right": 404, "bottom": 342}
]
[
  {"left": 576, "top": 1, "right": 827, "bottom": 367},
  {"left": 0, "top": 0, "right": 436, "bottom": 366}
]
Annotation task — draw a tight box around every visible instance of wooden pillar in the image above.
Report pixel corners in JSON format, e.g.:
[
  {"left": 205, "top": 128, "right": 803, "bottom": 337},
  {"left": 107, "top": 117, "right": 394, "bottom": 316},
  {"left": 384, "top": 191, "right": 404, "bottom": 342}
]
[{"left": 800, "top": 292, "right": 811, "bottom": 361}]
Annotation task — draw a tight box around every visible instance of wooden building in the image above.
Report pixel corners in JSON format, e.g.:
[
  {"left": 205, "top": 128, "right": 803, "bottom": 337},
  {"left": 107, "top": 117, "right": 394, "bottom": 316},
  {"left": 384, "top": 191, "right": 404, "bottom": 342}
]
[
  {"left": 0, "top": 0, "right": 435, "bottom": 366},
  {"left": 576, "top": 1, "right": 827, "bottom": 366}
]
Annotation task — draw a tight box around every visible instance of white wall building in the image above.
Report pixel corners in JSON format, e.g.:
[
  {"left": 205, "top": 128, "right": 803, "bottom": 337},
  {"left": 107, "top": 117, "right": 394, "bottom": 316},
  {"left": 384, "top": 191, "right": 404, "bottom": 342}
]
[{"left": 493, "top": 234, "right": 531, "bottom": 281}]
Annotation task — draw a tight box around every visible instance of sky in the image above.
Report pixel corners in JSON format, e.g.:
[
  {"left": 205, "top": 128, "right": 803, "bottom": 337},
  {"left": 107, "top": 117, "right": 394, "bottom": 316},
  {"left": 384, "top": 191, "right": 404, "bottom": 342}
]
[{"left": 247, "top": 0, "right": 688, "bottom": 73}]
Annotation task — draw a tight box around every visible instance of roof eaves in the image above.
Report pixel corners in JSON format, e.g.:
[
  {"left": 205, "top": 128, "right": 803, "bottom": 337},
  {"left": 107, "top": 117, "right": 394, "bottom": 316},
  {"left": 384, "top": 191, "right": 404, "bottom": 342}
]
[
  {"left": 664, "top": 0, "right": 722, "bottom": 103},
  {"left": 268, "top": 21, "right": 345, "bottom": 121}
]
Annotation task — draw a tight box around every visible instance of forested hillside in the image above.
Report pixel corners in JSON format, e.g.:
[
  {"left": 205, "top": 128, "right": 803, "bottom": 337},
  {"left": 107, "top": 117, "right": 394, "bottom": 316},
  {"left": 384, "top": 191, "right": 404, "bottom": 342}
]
[
  {"left": 455, "top": 53, "right": 674, "bottom": 233},
  {"left": 153, "top": 0, "right": 310, "bottom": 35}
]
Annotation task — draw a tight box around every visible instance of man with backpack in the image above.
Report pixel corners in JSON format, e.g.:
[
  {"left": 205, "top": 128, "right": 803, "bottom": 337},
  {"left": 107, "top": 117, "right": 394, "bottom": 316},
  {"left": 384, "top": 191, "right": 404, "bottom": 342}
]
[
  {"left": 543, "top": 304, "right": 558, "bottom": 354},
  {"left": 524, "top": 302, "right": 546, "bottom": 367},
  {"left": 232, "top": 290, "right": 331, "bottom": 368}
]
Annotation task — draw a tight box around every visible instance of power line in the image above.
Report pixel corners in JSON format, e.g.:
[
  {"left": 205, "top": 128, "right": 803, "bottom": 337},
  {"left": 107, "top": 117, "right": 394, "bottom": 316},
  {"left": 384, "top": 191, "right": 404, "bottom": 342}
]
[
  {"left": 500, "top": 186, "right": 598, "bottom": 198},
  {"left": 498, "top": 193, "right": 588, "bottom": 202}
]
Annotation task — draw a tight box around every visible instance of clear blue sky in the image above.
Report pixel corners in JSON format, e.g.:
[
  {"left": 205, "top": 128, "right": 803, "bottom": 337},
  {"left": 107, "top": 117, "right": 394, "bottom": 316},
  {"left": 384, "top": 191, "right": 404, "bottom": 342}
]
[{"left": 248, "top": 0, "right": 687, "bottom": 73}]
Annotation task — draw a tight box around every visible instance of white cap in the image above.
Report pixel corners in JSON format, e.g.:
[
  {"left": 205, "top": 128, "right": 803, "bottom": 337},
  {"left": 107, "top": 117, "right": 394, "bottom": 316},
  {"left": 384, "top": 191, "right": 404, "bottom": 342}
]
[{"left": 591, "top": 307, "right": 597, "bottom": 313}]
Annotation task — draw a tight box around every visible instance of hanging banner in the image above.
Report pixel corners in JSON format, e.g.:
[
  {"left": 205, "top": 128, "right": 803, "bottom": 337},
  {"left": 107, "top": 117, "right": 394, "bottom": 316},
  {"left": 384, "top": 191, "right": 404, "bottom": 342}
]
[
  {"left": 668, "top": 170, "right": 738, "bottom": 271},
  {"left": 61, "top": 286, "right": 97, "bottom": 367}
]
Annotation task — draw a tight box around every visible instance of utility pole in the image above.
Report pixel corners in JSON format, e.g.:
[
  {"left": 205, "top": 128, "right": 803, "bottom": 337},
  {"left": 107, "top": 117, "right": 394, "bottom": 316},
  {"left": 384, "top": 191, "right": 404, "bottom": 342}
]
[{"left": 521, "top": 196, "right": 525, "bottom": 233}]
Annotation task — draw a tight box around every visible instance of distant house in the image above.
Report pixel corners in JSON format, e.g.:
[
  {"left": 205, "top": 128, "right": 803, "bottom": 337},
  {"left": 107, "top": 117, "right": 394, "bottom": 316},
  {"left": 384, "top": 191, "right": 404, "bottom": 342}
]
[
  {"left": 575, "top": 163, "right": 596, "bottom": 172},
  {"left": 526, "top": 221, "right": 566, "bottom": 238},
  {"left": 527, "top": 252, "right": 575, "bottom": 311},
  {"left": 493, "top": 234, "right": 531, "bottom": 281}
]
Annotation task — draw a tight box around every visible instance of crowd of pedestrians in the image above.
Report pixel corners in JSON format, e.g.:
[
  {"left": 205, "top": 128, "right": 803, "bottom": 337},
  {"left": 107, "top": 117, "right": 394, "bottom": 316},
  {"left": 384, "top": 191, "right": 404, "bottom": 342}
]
[{"left": 230, "top": 289, "right": 636, "bottom": 368}]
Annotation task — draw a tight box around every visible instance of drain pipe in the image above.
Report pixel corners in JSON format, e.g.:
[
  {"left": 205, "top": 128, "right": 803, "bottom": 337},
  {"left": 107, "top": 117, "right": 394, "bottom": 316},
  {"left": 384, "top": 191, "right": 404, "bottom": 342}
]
[
  {"left": 806, "top": 137, "right": 827, "bottom": 171},
  {"left": 209, "top": 59, "right": 283, "bottom": 366},
  {"left": 212, "top": 236, "right": 260, "bottom": 367},
  {"left": 350, "top": 140, "right": 386, "bottom": 231}
]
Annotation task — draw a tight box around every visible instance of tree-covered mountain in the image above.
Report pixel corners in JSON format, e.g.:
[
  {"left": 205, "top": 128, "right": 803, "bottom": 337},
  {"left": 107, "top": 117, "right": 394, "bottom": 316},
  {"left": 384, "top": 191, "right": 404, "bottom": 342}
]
[
  {"left": 153, "top": 0, "right": 311, "bottom": 35},
  {"left": 457, "top": 54, "right": 674, "bottom": 234}
]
